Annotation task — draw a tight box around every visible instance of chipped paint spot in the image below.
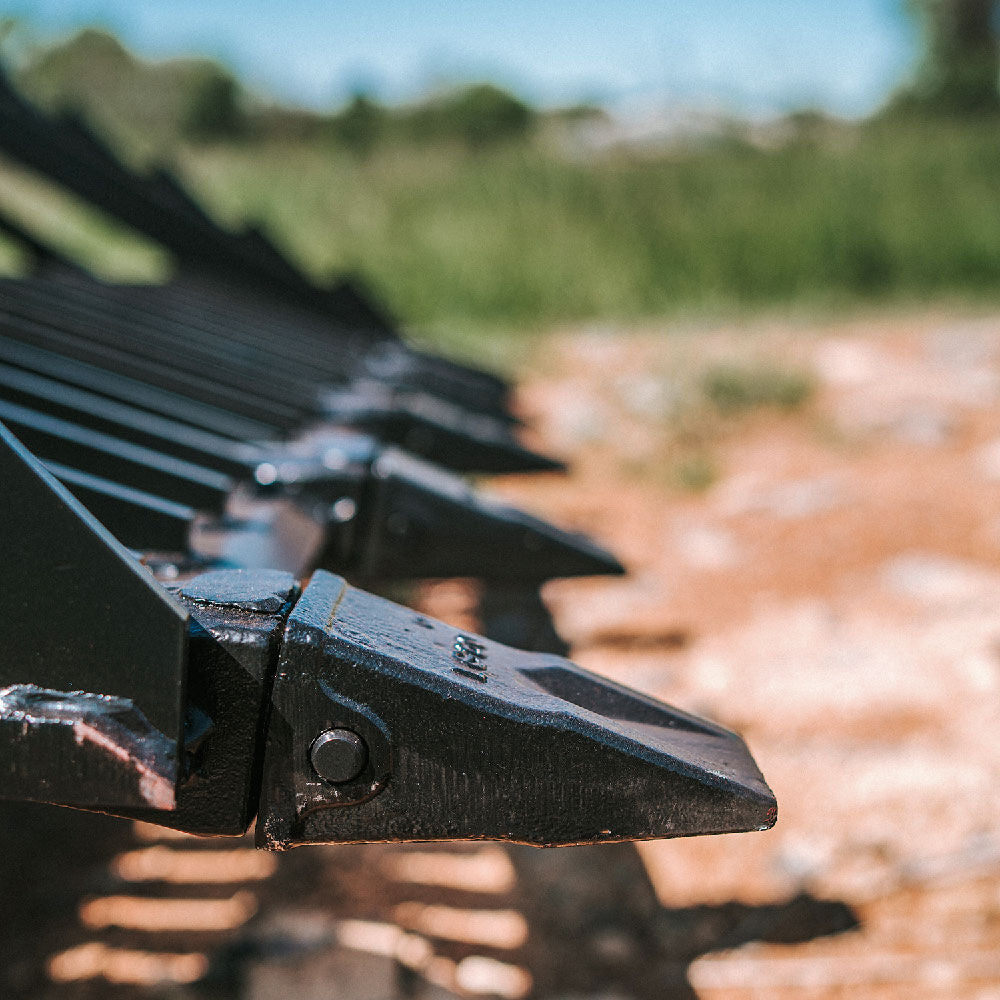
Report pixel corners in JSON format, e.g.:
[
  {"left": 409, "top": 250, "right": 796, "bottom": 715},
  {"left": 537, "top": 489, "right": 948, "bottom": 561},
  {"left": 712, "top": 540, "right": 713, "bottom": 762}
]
[
  {"left": 0, "top": 684, "right": 177, "bottom": 811},
  {"left": 73, "top": 721, "right": 176, "bottom": 811}
]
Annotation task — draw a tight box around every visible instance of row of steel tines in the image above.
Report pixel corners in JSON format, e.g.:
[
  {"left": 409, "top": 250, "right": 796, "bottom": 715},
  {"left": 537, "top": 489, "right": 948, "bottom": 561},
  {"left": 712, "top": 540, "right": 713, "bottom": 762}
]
[{"left": 0, "top": 68, "right": 622, "bottom": 593}]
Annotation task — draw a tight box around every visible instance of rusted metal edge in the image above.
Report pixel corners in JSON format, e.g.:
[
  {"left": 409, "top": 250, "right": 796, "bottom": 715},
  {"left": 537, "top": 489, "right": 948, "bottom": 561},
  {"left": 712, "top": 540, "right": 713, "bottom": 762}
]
[{"left": 0, "top": 683, "right": 177, "bottom": 810}]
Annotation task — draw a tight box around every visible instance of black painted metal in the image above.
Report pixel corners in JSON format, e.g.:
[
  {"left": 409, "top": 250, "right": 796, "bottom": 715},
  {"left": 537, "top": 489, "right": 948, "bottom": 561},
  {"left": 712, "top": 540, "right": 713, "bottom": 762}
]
[
  {"left": 0, "top": 398, "right": 233, "bottom": 513},
  {"left": 0, "top": 307, "right": 306, "bottom": 429},
  {"left": 357, "top": 341, "right": 515, "bottom": 422},
  {"left": 0, "top": 72, "right": 518, "bottom": 417},
  {"left": 0, "top": 344, "right": 610, "bottom": 578},
  {"left": 51, "top": 110, "right": 513, "bottom": 409},
  {"left": 49, "top": 274, "right": 375, "bottom": 386},
  {"left": 141, "top": 273, "right": 514, "bottom": 418},
  {"left": 0, "top": 452, "right": 775, "bottom": 845},
  {"left": 256, "top": 571, "right": 776, "bottom": 848},
  {"left": 478, "top": 584, "right": 573, "bottom": 656},
  {"left": 340, "top": 446, "right": 621, "bottom": 581},
  {"left": 0, "top": 336, "right": 609, "bottom": 579},
  {"left": 0, "top": 276, "right": 333, "bottom": 413},
  {"left": 0, "top": 71, "right": 507, "bottom": 420},
  {"left": 0, "top": 69, "right": 352, "bottom": 319},
  {"left": 320, "top": 383, "right": 564, "bottom": 473},
  {"left": 0, "top": 301, "right": 309, "bottom": 430},
  {"left": 0, "top": 334, "right": 282, "bottom": 440},
  {"left": 43, "top": 461, "right": 197, "bottom": 553},
  {"left": 0, "top": 422, "right": 189, "bottom": 804},
  {"left": 310, "top": 728, "right": 369, "bottom": 784},
  {"left": 244, "top": 435, "right": 615, "bottom": 582},
  {"left": 0, "top": 360, "right": 264, "bottom": 475},
  {"left": 120, "top": 569, "right": 299, "bottom": 835},
  {"left": 234, "top": 432, "right": 617, "bottom": 581},
  {"left": 0, "top": 273, "right": 552, "bottom": 472},
  {"left": 0, "top": 685, "right": 178, "bottom": 810},
  {"left": 0, "top": 75, "right": 775, "bottom": 851}
]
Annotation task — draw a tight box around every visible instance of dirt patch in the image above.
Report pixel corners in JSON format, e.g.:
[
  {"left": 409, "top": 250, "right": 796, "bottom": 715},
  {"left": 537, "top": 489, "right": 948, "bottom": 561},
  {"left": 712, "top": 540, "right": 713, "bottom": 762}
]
[{"left": 490, "top": 306, "right": 1000, "bottom": 998}]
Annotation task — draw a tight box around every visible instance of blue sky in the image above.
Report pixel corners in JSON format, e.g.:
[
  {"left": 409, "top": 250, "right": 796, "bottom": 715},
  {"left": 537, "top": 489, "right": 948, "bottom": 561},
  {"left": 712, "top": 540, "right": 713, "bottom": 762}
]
[{"left": 7, "top": 1, "right": 919, "bottom": 116}]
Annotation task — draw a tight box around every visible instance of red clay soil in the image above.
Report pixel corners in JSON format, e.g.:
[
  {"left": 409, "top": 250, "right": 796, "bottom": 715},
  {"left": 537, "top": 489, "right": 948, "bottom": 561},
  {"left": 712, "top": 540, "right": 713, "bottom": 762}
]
[
  {"left": 489, "top": 307, "right": 1000, "bottom": 999},
  {"left": 12, "top": 307, "right": 1000, "bottom": 1000}
]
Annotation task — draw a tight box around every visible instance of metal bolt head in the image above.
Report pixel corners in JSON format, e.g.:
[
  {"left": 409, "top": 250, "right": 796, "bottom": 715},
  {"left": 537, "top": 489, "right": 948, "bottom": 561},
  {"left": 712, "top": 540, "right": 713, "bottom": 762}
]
[{"left": 310, "top": 728, "right": 368, "bottom": 784}]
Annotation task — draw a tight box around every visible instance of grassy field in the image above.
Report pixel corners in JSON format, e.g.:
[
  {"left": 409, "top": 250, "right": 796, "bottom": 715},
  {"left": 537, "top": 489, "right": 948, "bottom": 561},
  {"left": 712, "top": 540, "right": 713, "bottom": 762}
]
[
  {"left": 168, "top": 115, "right": 1000, "bottom": 352},
  {"left": 4, "top": 104, "right": 1000, "bottom": 364}
]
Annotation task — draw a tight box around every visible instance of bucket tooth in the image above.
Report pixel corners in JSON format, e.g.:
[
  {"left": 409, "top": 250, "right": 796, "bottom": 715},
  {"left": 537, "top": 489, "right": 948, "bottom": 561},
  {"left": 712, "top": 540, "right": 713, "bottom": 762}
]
[
  {"left": 249, "top": 434, "right": 613, "bottom": 582},
  {"left": 257, "top": 571, "right": 776, "bottom": 849},
  {"left": 358, "top": 344, "right": 514, "bottom": 419},
  {"left": 351, "top": 447, "right": 623, "bottom": 581},
  {"left": 322, "top": 387, "right": 564, "bottom": 474}
]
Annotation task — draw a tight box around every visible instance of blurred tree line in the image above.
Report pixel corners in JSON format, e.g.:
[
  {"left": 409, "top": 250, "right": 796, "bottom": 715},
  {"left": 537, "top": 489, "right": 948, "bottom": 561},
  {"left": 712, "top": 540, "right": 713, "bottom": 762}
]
[
  {"left": 898, "top": 0, "right": 999, "bottom": 113},
  {"left": 326, "top": 84, "right": 536, "bottom": 154},
  {"left": 184, "top": 76, "right": 538, "bottom": 152},
  {"left": 4, "top": 11, "right": 1000, "bottom": 334},
  {"left": 2, "top": 27, "right": 541, "bottom": 155},
  {"left": 9, "top": 2, "right": 999, "bottom": 155}
]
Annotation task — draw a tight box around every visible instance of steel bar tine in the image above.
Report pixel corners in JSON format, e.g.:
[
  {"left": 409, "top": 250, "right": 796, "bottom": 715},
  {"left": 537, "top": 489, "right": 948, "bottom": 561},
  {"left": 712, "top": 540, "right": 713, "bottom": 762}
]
[
  {"left": 348, "top": 446, "right": 624, "bottom": 581},
  {"left": 0, "top": 359, "right": 264, "bottom": 476},
  {"left": 0, "top": 80, "right": 525, "bottom": 424},
  {"left": 401, "top": 343, "right": 513, "bottom": 399},
  {"left": 0, "top": 399, "right": 233, "bottom": 514},
  {"left": 146, "top": 166, "right": 216, "bottom": 225},
  {"left": 0, "top": 276, "right": 321, "bottom": 417},
  {"left": 321, "top": 277, "right": 513, "bottom": 407},
  {"left": 0, "top": 74, "right": 355, "bottom": 317},
  {"left": 234, "top": 224, "right": 310, "bottom": 281},
  {"left": 0, "top": 306, "right": 305, "bottom": 430},
  {"left": 358, "top": 343, "right": 516, "bottom": 423},
  {"left": 323, "top": 386, "right": 565, "bottom": 474},
  {"left": 257, "top": 571, "right": 776, "bottom": 848},
  {"left": 0, "top": 421, "right": 189, "bottom": 809},
  {"left": 0, "top": 334, "right": 281, "bottom": 441},
  {"left": 134, "top": 271, "right": 516, "bottom": 420},
  {"left": 42, "top": 461, "right": 197, "bottom": 553},
  {"left": 244, "top": 432, "right": 608, "bottom": 581},
  {"left": 324, "top": 276, "right": 400, "bottom": 340}
]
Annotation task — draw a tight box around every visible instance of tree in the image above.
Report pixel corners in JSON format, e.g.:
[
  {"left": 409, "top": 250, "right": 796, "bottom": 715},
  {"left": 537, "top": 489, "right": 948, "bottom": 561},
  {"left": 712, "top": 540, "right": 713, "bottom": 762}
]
[
  {"left": 439, "top": 84, "right": 535, "bottom": 147},
  {"left": 328, "top": 93, "right": 387, "bottom": 156},
  {"left": 403, "top": 84, "right": 536, "bottom": 149},
  {"left": 182, "top": 66, "right": 247, "bottom": 141},
  {"left": 905, "top": 0, "right": 1000, "bottom": 113}
]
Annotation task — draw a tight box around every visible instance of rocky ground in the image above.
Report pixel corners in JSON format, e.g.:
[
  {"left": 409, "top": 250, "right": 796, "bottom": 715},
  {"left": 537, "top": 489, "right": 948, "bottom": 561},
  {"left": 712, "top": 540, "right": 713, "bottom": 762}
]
[
  {"left": 490, "top": 305, "right": 1000, "bottom": 999},
  {"left": 9, "top": 306, "right": 1000, "bottom": 1000}
]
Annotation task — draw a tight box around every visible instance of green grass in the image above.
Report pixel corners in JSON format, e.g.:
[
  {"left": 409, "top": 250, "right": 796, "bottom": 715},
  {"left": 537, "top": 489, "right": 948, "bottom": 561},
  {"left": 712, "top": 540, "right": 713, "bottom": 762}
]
[
  {"left": 168, "top": 117, "right": 1000, "bottom": 351},
  {"left": 702, "top": 363, "right": 814, "bottom": 415},
  {"left": 0, "top": 160, "right": 171, "bottom": 282},
  {"left": 671, "top": 451, "right": 719, "bottom": 493},
  {"left": 6, "top": 112, "right": 1000, "bottom": 362}
]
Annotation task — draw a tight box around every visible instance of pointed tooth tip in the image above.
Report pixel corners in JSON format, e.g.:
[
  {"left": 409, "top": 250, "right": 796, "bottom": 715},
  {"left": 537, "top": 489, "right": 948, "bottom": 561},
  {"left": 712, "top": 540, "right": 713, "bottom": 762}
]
[
  {"left": 760, "top": 805, "right": 779, "bottom": 831},
  {"left": 647, "top": 783, "right": 778, "bottom": 841},
  {"left": 532, "top": 783, "right": 776, "bottom": 845},
  {"left": 483, "top": 447, "right": 567, "bottom": 474},
  {"left": 575, "top": 552, "right": 627, "bottom": 578},
  {"left": 546, "top": 538, "right": 627, "bottom": 578},
  {"left": 714, "top": 773, "right": 778, "bottom": 834},
  {"left": 525, "top": 452, "right": 567, "bottom": 473},
  {"left": 605, "top": 553, "right": 628, "bottom": 576},
  {"left": 735, "top": 783, "right": 778, "bottom": 826}
]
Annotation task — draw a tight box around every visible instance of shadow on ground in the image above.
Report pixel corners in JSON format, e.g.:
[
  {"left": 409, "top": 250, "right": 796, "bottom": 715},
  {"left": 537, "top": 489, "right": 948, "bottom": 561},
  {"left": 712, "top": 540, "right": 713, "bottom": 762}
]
[{"left": 511, "top": 843, "right": 858, "bottom": 999}]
